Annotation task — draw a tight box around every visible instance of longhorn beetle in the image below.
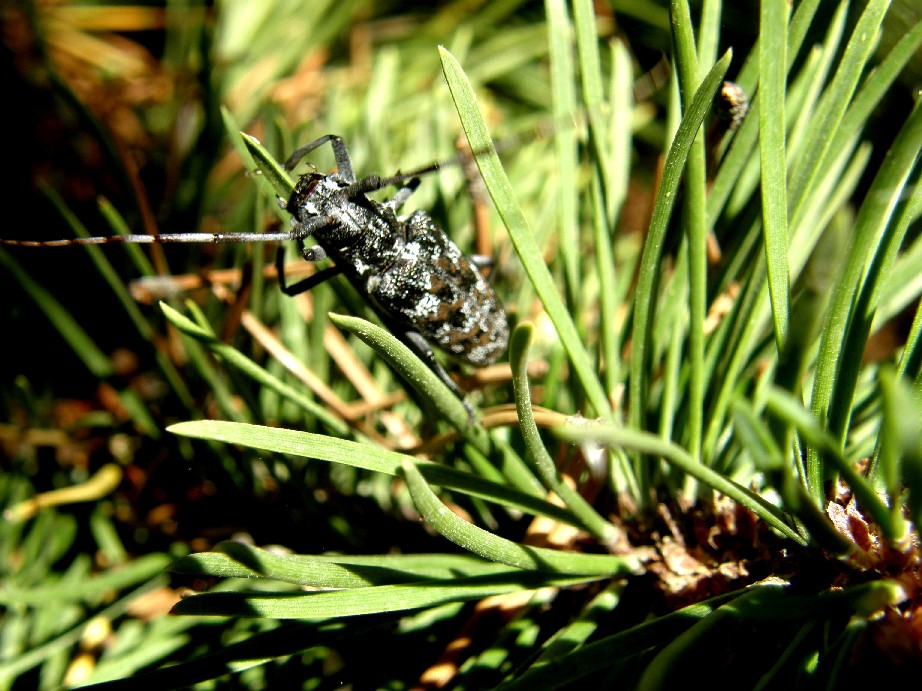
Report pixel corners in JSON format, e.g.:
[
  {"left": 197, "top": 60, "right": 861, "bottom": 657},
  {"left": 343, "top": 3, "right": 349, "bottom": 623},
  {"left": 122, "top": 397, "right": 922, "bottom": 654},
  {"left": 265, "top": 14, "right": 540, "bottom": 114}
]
[{"left": 2, "top": 134, "right": 509, "bottom": 412}]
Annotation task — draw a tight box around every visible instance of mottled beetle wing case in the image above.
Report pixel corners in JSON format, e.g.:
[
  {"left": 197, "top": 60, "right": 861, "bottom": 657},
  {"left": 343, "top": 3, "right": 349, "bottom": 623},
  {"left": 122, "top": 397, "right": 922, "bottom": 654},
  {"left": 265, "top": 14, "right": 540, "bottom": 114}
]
[{"left": 365, "top": 209, "right": 508, "bottom": 367}]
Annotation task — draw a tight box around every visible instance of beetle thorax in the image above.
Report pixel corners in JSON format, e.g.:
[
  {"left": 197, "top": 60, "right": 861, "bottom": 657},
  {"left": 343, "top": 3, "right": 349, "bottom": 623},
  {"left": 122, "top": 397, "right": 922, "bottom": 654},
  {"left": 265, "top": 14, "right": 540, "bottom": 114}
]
[{"left": 289, "top": 173, "right": 405, "bottom": 274}]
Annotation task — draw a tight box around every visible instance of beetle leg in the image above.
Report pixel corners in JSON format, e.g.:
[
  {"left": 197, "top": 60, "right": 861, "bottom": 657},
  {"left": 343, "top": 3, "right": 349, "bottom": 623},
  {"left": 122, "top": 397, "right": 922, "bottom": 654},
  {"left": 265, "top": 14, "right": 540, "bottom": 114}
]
[
  {"left": 285, "top": 134, "right": 355, "bottom": 183},
  {"left": 300, "top": 244, "right": 327, "bottom": 262},
  {"left": 275, "top": 245, "right": 343, "bottom": 297},
  {"left": 384, "top": 177, "right": 420, "bottom": 211},
  {"left": 402, "top": 330, "right": 476, "bottom": 423},
  {"left": 346, "top": 175, "right": 420, "bottom": 207}
]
